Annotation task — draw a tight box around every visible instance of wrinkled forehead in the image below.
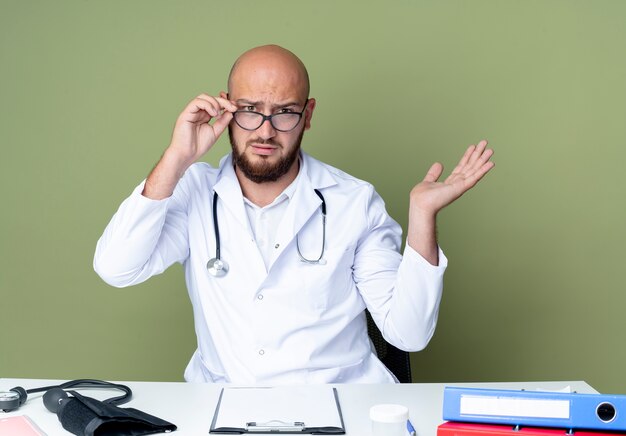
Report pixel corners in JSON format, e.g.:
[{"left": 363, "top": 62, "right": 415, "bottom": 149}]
[
  {"left": 230, "top": 68, "right": 306, "bottom": 104},
  {"left": 228, "top": 49, "right": 309, "bottom": 104}
]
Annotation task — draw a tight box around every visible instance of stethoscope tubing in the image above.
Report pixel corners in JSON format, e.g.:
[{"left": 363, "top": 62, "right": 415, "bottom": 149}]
[
  {"left": 212, "top": 191, "right": 221, "bottom": 261},
  {"left": 296, "top": 189, "right": 326, "bottom": 264},
  {"left": 207, "top": 189, "right": 327, "bottom": 276},
  {"left": 26, "top": 379, "right": 132, "bottom": 406}
]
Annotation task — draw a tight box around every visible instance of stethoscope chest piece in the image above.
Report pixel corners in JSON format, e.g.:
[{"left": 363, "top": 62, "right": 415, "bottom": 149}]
[{"left": 207, "top": 257, "right": 229, "bottom": 277}]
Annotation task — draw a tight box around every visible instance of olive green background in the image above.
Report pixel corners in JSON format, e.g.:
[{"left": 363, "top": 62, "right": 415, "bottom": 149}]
[{"left": 2, "top": 1, "right": 625, "bottom": 393}]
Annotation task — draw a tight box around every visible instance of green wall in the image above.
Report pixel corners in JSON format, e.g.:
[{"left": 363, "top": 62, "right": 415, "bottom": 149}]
[{"left": 2, "top": 1, "right": 625, "bottom": 393}]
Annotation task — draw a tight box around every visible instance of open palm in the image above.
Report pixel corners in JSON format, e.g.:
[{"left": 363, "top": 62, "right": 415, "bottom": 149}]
[{"left": 411, "top": 140, "right": 495, "bottom": 214}]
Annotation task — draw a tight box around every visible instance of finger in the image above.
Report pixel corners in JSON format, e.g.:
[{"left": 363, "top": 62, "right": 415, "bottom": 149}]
[
  {"left": 196, "top": 92, "right": 212, "bottom": 100},
  {"left": 196, "top": 94, "right": 237, "bottom": 113},
  {"left": 195, "top": 93, "right": 218, "bottom": 107},
  {"left": 180, "top": 97, "right": 221, "bottom": 121},
  {"left": 218, "top": 91, "right": 238, "bottom": 109},
  {"left": 215, "top": 96, "right": 238, "bottom": 113},
  {"left": 475, "top": 147, "right": 495, "bottom": 167},
  {"left": 450, "top": 145, "right": 476, "bottom": 176},
  {"left": 466, "top": 140, "right": 488, "bottom": 167},
  {"left": 210, "top": 111, "right": 234, "bottom": 138},
  {"left": 422, "top": 162, "right": 444, "bottom": 183},
  {"left": 193, "top": 95, "right": 223, "bottom": 117},
  {"left": 462, "top": 161, "right": 495, "bottom": 190},
  {"left": 458, "top": 145, "right": 476, "bottom": 167},
  {"left": 456, "top": 142, "right": 493, "bottom": 177},
  {"left": 463, "top": 146, "right": 494, "bottom": 177}
]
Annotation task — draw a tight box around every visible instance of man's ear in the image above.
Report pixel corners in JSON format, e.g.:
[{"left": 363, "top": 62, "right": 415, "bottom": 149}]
[
  {"left": 219, "top": 91, "right": 229, "bottom": 100},
  {"left": 304, "top": 98, "right": 316, "bottom": 130}
]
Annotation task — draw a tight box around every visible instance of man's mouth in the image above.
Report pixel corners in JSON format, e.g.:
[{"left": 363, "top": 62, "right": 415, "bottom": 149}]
[{"left": 247, "top": 140, "right": 280, "bottom": 156}]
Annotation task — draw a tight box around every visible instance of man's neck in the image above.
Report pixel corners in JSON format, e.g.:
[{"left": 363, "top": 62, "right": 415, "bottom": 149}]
[{"left": 235, "top": 159, "right": 300, "bottom": 208}]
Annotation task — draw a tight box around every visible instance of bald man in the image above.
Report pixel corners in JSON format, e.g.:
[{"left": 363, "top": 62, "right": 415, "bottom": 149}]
[{"left": 94, "top": 45, "right": 494, "bottom": 384}]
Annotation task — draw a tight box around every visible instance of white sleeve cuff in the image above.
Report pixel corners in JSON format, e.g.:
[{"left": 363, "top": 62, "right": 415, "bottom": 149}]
[{"left": 402, "top": 242, "right": 448, "bottom": 270}]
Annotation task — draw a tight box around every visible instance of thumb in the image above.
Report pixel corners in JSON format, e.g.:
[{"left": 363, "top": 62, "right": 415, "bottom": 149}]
[
  {"left": 422, "top": 162, "right": 444, "bottom": 183},
  {"left": 210, "top": 111, "right": 234, "bottom": 138}
]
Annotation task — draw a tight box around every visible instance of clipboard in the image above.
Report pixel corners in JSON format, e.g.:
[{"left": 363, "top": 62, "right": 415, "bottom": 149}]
[{"left": 209, "top": 386, "right": 346, "bottom": 434}]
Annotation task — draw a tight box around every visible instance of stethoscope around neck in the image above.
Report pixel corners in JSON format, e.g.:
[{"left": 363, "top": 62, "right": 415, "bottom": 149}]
[{"left": 206, "top": 189, "right": 327, "bottom": 277}]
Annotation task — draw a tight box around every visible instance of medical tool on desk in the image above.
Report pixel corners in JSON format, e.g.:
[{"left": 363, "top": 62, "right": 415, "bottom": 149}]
[
  {"left": 1, "top": 379, "right": 176, "bottom": 435},
  {"left": 0, "top": 379, "right": 132, "bottom": 413},
  {"left": 207, "top": 189, "right": 327, "bottom": 277}
]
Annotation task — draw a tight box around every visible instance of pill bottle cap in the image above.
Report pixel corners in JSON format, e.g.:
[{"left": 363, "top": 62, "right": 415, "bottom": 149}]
[{"left": 369, "top": 404, "right": 409, "bottom": 423}]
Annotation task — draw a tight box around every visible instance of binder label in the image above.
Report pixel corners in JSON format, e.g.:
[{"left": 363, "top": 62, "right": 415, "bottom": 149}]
[{"left": 460, "top": 395, "right": 571, "bottom": 419}]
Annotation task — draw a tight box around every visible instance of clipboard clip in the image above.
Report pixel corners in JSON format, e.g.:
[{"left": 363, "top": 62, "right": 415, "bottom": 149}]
[{"left": 246, "top": 420, "right": 306, "bottom": 432}]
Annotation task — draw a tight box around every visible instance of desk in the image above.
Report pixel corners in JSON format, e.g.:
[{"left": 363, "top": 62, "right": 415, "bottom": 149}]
[{"left": 0, "top": 379, "right": 597, "bottom": 436}]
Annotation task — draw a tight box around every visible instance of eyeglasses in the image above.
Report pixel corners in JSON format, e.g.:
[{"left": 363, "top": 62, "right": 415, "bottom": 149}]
[{"left": 232, "top": 100, "right": 309, "bottom": 132}]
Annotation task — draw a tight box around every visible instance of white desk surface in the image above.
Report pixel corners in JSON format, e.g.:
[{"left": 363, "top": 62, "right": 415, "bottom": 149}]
[{"left": 0, "top": 379, "right": 597, "bottom": 436}]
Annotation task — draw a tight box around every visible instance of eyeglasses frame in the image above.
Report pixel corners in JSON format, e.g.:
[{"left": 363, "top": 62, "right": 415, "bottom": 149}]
[{"left": 232, "top": 99, "right": 310, "bottom": 132}]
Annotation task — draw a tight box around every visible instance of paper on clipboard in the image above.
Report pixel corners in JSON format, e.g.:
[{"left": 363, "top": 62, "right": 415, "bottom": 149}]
[{"left": 210, "top": 385, "right": 345, "bottom": 433}]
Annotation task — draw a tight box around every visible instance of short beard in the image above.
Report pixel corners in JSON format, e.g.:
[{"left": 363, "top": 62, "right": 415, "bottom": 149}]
[{"left": 229, "top": 125, "right": 304, "bottom": 184}]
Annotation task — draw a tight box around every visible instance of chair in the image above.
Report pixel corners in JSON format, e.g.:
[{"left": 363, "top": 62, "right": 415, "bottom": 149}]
[{"left": 365, "top": 309, "right": 412, "bottom": 383}]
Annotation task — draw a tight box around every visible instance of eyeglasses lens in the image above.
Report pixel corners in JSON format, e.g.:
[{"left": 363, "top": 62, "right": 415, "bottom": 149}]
[{"left": 233, "top": 112, "right": 301, "bottom": 132}]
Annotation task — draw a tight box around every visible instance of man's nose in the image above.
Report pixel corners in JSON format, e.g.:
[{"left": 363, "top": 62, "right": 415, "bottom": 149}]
[{"left": 256, "top": 117, "right": 277, "bottom": 140}]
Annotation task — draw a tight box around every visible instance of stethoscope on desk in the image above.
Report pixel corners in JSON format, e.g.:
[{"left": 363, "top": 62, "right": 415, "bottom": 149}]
[{"left": 206, "top": 189, "right": 327, "bottom": 277}]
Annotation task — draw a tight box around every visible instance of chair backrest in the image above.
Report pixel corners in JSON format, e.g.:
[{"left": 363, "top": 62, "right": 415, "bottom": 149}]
[{"left": 365, "top": 309, "right": 412, "bottom": 383}]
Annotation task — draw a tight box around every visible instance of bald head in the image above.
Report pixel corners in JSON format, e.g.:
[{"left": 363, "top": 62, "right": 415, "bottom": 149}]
[{"left": 227, "top": 45, "right": 310, "bottom": 103}]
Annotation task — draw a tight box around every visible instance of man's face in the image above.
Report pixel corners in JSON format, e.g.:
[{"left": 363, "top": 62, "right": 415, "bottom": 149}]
[
  {"left": 227, "top": 100, "right": 307, "bottom": 184},
  {"left": 224, "top": 51, "right": 314, "bottom": 184}
]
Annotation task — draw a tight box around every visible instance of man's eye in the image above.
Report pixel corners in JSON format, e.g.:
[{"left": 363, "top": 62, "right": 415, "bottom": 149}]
[
  {"left": 278, "top": 108, "right": 295, "bottom": 114},
  {"left": 243, "top": 106, "right": 256, "bottom": 112}
]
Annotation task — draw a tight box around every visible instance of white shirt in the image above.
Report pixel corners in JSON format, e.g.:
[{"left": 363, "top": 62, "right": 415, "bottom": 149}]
[
  {"left": 94, "top": 152, "right": 447, "bottom": 384},
  {"left": 243, "top": 172, "right": 297, "bottom": 270}
]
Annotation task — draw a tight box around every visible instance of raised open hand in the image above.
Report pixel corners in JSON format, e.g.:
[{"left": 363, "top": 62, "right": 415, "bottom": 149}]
[{"left": 410, "top": 140, "right": 495, "bottom": 216}]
